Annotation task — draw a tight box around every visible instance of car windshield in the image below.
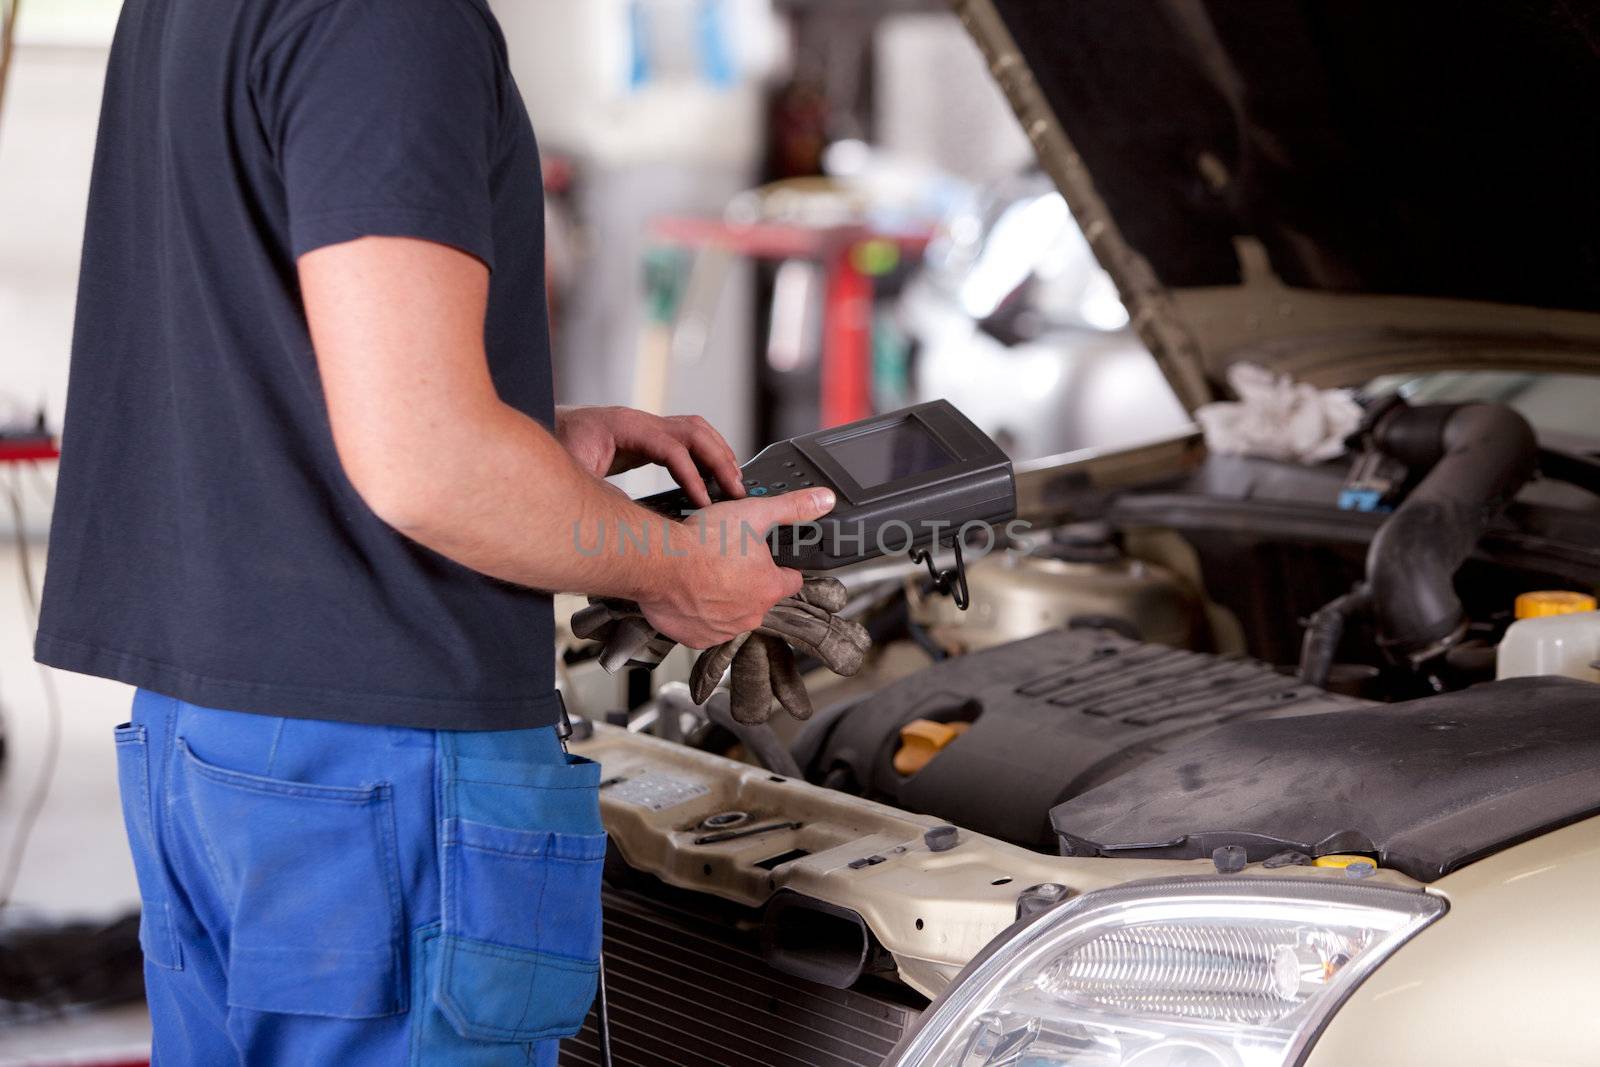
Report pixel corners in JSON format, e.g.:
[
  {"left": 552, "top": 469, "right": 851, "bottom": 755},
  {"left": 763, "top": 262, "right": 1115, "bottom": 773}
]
[{"left": 1368, "top": 371, "right": 1600, "bottom": 446}]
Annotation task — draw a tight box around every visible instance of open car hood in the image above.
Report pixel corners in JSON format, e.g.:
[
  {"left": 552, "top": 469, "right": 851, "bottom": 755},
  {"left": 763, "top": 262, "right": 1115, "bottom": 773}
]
[{"left": 956, "top": 0, "right": 1600, "bottom": 409}]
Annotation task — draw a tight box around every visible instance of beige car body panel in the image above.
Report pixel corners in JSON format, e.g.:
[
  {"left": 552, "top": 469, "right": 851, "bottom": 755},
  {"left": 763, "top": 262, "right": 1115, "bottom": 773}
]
[
  {"left": 1309, "top": 815, "right": 1600, "bottom": 1066},
  {"left": 579, "top": 725, "right": 1600, "bottom": 1061},
  {"left": 574, "top": 726, "right": 1423, "bottom": 1003}
]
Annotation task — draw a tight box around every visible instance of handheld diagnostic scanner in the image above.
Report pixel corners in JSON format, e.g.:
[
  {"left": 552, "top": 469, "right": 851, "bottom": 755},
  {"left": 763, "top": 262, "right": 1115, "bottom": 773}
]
[{"left": 637, "top": 400, "right": 1015, "bottom": 573}]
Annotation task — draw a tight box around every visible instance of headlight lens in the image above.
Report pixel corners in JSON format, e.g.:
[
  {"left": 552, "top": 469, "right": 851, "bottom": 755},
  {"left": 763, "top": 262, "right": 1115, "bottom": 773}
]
[{"left": 891, "top": 877, "right": 1445, "bottom": 1067}]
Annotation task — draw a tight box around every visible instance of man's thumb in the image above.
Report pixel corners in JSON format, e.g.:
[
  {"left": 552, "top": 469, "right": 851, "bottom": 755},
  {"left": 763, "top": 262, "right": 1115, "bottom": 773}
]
[{"left": 739, "top": 487, "right": 836, "bottom": 532}]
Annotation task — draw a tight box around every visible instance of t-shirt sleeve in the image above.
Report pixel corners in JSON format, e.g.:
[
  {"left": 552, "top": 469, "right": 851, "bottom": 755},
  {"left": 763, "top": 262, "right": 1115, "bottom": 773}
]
[{"left": 254, "top": 0, "right": 505, "bottom": 268}]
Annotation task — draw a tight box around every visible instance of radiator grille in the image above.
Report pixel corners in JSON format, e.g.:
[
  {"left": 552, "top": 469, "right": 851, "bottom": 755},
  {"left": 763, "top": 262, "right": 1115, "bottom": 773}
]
[{"left": 560, "top": 884, "right": 922, "bottom": 1067}]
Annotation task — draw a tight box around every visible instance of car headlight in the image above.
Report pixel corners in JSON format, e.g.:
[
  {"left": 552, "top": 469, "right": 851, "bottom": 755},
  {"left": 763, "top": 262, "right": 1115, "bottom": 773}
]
[{"left": 890, "top": 877, "right": 1445, "bottom": 1067}]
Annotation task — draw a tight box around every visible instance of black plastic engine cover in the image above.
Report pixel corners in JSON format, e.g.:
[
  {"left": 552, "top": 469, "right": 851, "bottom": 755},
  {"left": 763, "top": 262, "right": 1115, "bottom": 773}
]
[
  {"left": 1053, "top": 675, "right": 1600, "bottom": 881},
  {"left": 813, "top": 629, "right": 1361, "bottom": 848}
]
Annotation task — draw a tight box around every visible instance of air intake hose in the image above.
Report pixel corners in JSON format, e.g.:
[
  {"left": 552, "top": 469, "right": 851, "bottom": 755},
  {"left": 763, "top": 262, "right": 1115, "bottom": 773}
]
[
  {"left": 1299, "top": 401, "right": 1536, "bottom": 685},
  {"left": 1365, "top": 401, "right": 1537, "bottom": 662}
]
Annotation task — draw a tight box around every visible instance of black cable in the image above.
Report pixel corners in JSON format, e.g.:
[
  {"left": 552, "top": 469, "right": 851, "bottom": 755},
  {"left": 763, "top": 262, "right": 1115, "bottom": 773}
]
[
  {"left": 905, "top": 616, "right": 948, "bottom": 663},
  {"left": 1537, "top": 446, "right": 1600, "bottom": 498},
  {"left": 1297, "top": 583, "right": 1371, "bottom": 688},
  {"left": 0, "top": 463, "right": 64, "bottom": 908},
  {"left": 596, "top": 949, "right": 614, "bottom": 1067}
]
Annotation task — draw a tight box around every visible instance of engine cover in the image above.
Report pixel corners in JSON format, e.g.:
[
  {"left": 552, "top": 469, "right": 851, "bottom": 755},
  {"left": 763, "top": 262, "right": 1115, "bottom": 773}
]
[
  {"left": 811, "top": 629, "right": 1361, "bottom": 849},
  {"left": 1053, "top": 675, "right": 1600, "bottom": 881}
]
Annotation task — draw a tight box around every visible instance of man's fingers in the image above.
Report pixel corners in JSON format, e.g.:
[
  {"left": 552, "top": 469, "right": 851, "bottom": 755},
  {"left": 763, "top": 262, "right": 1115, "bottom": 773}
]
[
  {"left": 656, "top": 437, "right": 712, "bottom": 507},
  {"left": 676, "top": 416, "right": 740, "bottom": 494},
  {"left": 682, "top": 415, "right": 736, "bottom": 465},
  {"left": 687, "top": 423, "right": 745, "bottom": 499}
]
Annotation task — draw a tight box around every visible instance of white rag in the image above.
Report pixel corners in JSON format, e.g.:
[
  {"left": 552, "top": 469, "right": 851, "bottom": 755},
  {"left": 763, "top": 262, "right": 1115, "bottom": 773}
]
[{"left": 1195, "top": 363, "right": 1361, "bottom": 464}]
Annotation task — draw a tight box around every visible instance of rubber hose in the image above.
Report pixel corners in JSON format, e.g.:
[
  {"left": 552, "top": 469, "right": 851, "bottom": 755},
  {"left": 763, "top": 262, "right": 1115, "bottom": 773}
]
[
  {"left": 704, "top": 690, "right": 803, "bottom": 779},
  {"left": 1298, "top": 584, "right": 1370, "bottom": 687},
  {"left": 1366, "top": 402, "right": 1536, "bottom": 662}
]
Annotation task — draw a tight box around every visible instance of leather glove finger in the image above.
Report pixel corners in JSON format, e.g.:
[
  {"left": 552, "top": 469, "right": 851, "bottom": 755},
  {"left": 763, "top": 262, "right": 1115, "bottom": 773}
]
[
  {"left": 690, "top": 633, "right": 745, "bottom": 704},
  {"left": 757, "top": 604, "right": 871, "bottom": 678},
  {"left": 574, "top": 598, "right": 678, "bottom": 672},
  {"left": 597, "top": 616, "right": 661, "bottom": 673},
  {"left": 759, "top": 597, "right": 829, "bottom": 640},
  {"left": 728, "top": 634, "right": 778, "bottom": 725},
  {"left": 761, "top": 578, "right": 849, "bottom": 639},
  {"left": 762, "top": 634, "right": 814, "bottom": 721},
  {"left": 796, "top": 576, "right": 849, "bottom": 613},
  {"left": 571, "top": 600, "right": 629, "bottom": 640}
]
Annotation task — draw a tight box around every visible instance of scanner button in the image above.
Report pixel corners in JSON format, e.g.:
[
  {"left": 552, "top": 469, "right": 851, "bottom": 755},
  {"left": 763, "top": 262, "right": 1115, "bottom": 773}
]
[
  {"left": 743, "top": 478, "right": 760, "bottom": 487},
  {"left": 749, "top": 486, "right": 769, "bottom": 496},
  {"left": 771, "top": 481, "right": 788, "bottom": 489}
]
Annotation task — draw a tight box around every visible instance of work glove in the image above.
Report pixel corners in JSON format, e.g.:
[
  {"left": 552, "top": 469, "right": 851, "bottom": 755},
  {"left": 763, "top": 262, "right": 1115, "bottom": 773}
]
[
  {"left": 568, "top": 598, "right": 677, "bottom": 673},
  {"left": 687, "top": 576, "right": 871, "bottom": 723},
  {"left": 570, "top": 577, "right": 871, "bottom": 725}
]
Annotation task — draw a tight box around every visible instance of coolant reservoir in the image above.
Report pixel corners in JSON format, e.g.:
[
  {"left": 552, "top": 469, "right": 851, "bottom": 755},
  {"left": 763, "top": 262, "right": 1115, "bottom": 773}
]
[
  {"left": 1496, "top": 591, "right": 1600, "bottom": 683},
  {"left": 909, "top": 523, "right": 1206, "bottom": 652}
]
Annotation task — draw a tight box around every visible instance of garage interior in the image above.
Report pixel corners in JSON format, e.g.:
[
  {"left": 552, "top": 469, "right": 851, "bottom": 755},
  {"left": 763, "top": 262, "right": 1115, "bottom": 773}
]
[
  {"left": 13, "top": 2, "right": 1074, "bottom": 1060},
  {"left": 3, "top": 2, "right": 1599, "bottom": 1066}
]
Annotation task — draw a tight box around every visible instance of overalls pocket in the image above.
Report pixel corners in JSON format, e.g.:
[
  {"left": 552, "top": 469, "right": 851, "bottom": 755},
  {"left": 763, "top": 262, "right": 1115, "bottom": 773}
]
[
  {"left": 178, "top": 738, "right": 405, "bottom": 1018},
  {"left": 436, "top": 750, "right": 605, "bottom": 1043},
  {"left": 112, "top": 723, "right": 182, "bottom": 970}
]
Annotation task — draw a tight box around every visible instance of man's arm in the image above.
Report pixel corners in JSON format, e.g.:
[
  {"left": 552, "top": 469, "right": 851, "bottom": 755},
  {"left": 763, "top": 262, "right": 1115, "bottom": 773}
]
[{"left": 299, "top": 235, "right": 832, "bottom": 649}]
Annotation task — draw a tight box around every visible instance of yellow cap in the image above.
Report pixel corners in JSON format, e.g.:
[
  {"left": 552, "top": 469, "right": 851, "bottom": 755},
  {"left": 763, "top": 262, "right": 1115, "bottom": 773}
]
[
  {"left": 1515, "top": 590, "right": 1598, "bottom": 619},
  {"left": 1313, "top": 854, "right": 1376, "bottom": 870},
  {"left": 893, "top": 719, "right": 970, "bottom": 776}
]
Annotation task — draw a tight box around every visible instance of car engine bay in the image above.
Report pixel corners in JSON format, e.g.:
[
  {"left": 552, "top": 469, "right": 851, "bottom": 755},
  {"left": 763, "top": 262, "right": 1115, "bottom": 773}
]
[
  {"left": 557, "top": 396, "right": 1600, "bottom": 1063},
  {"left": 572, "top": 396, "right": 1600, "bottom": 866},
  {"left": 543, "top": 0, "right": 1600, "bottom": 1057}
]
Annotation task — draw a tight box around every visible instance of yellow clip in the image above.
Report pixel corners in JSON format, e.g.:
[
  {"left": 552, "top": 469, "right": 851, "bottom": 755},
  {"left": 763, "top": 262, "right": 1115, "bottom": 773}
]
[
  {"left": 893, "top": 719, "right": 970, "bottom": 776},
  {"left": 1313, "top": 854, "right": 1375, "bottom": 870}
]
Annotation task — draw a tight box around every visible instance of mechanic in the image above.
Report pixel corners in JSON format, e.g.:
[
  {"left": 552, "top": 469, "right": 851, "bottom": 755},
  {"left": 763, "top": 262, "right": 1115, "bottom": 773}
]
[{"left": 32, "top": 0, "right": 833, "bottom": 1063}]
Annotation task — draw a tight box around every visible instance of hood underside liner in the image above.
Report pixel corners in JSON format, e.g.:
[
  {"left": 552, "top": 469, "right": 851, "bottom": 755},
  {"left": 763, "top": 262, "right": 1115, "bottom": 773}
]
[{"left": 959, "top": 0, "right": 1600, "bottom": 393}]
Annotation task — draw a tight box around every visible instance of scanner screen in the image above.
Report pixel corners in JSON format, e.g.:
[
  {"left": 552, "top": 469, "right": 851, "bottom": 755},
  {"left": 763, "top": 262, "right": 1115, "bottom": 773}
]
[{"left": 822, "top": 417, "right": 954, "bottom": 489}]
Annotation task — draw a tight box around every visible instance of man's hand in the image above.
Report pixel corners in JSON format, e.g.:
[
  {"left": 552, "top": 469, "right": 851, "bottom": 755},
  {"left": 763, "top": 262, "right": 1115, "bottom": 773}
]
[
  {"left": 636, "top": 488, "right": 837, "bottom": 648},
  {"left": 556, "top": 405, "right": 745, "bottom": 508}
]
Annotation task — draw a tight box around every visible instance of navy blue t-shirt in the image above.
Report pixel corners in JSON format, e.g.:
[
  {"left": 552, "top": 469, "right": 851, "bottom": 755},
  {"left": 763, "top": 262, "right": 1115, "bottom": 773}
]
[{"left": 36, "top": 0, "right": 562, "bottom": 730}]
